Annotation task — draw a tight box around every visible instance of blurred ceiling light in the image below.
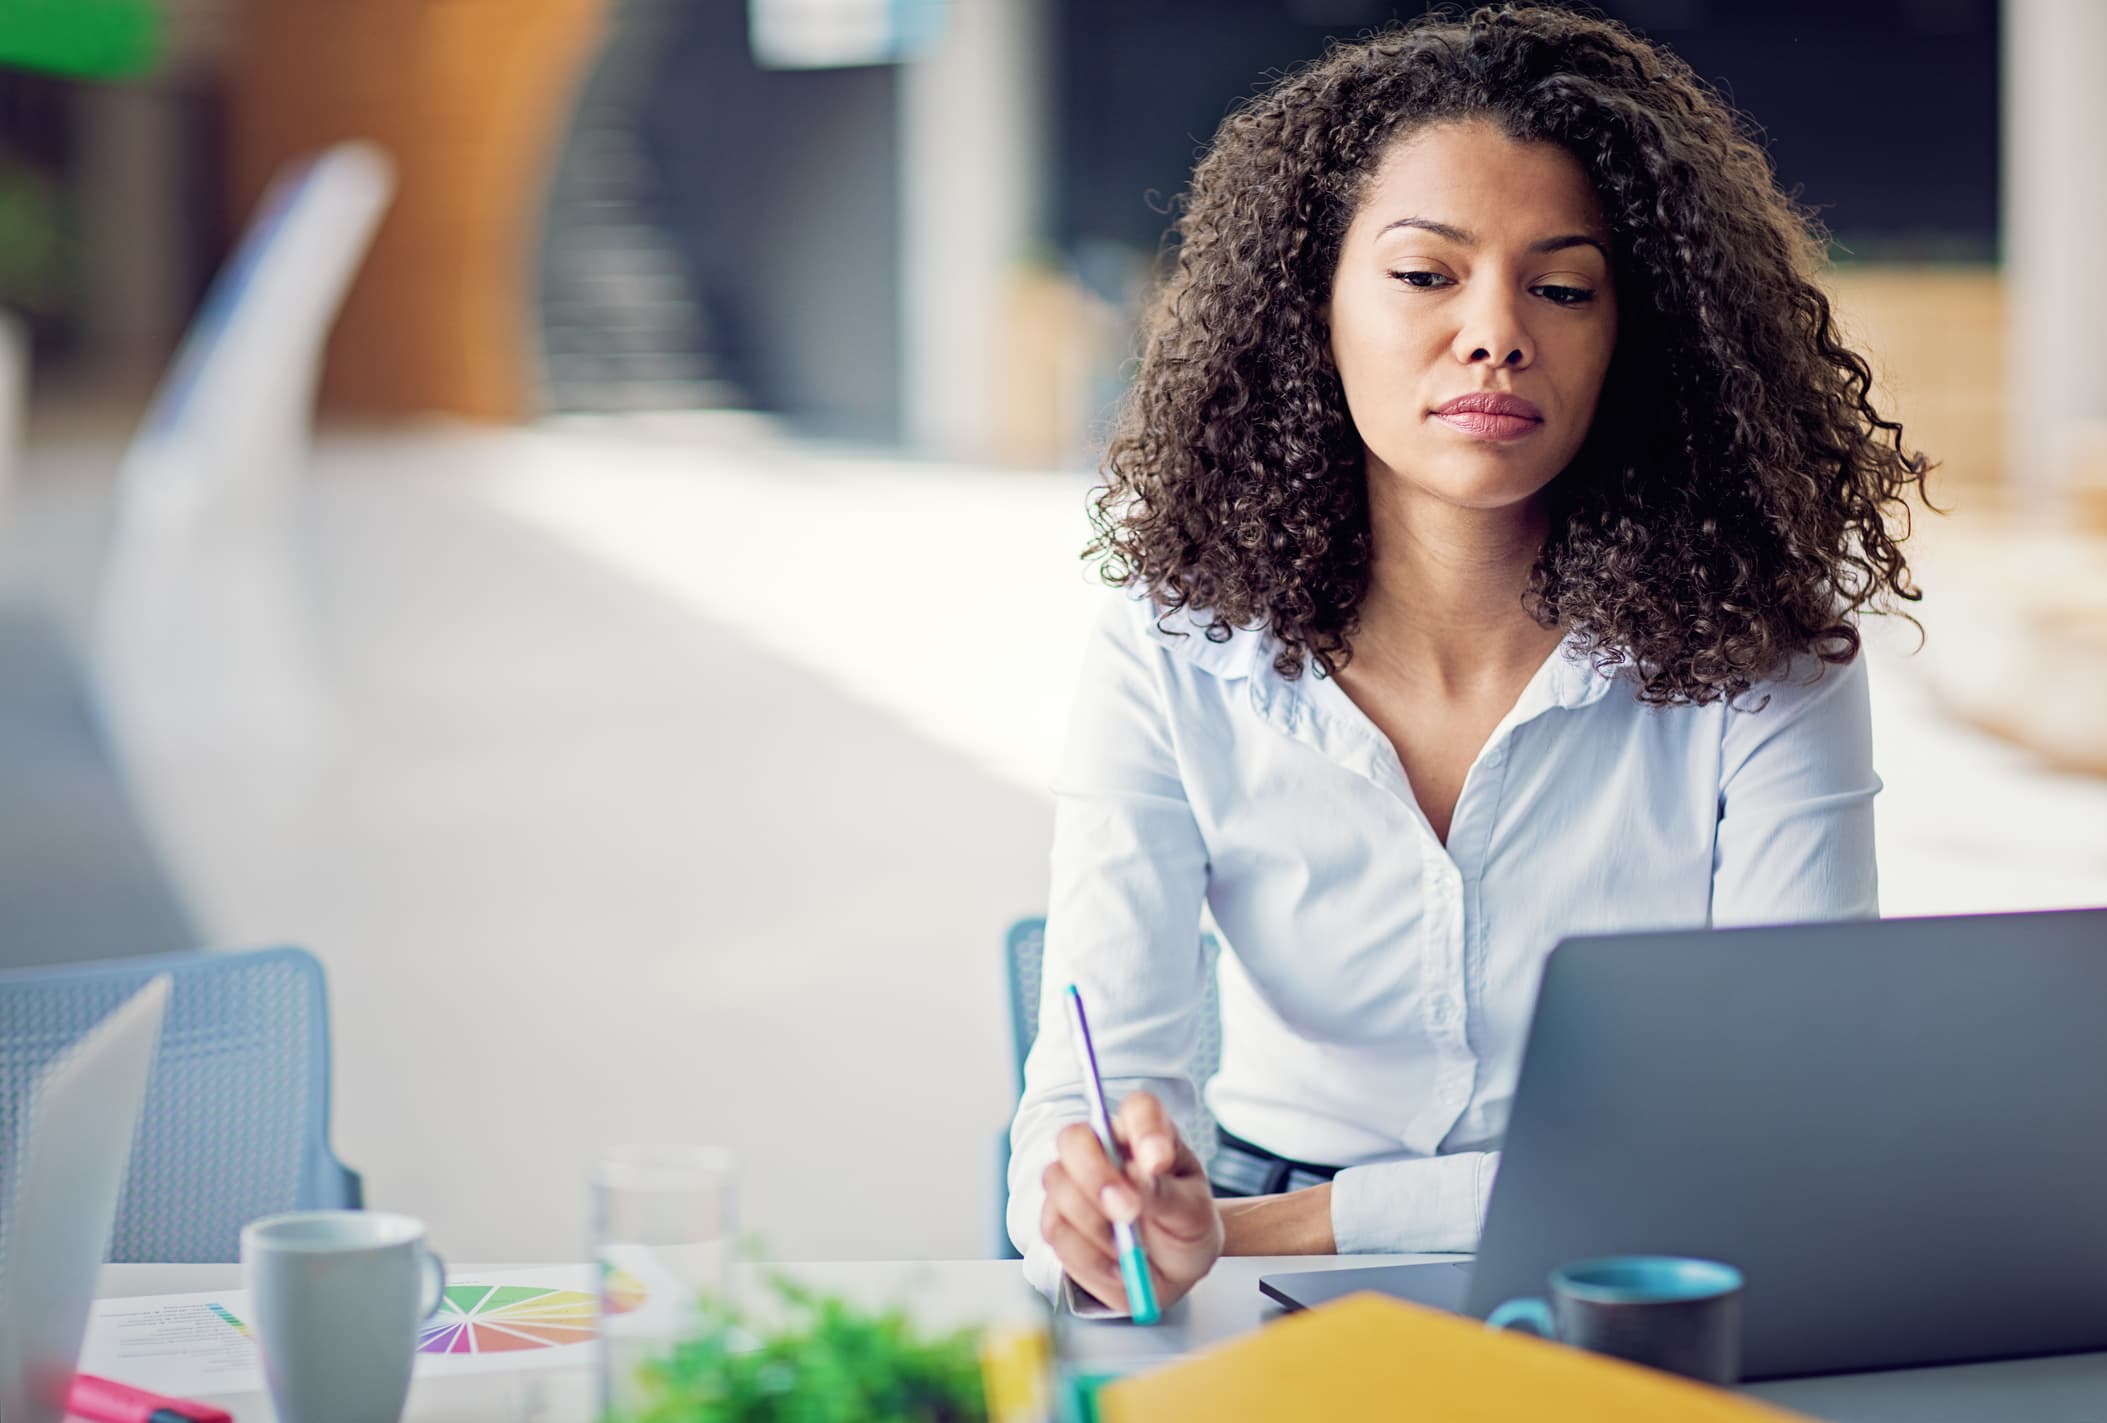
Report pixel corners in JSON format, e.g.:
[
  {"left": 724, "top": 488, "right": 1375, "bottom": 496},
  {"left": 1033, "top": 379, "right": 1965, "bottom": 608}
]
[{"left": 748, "top": 0, "right": 946, "bottom": 70}]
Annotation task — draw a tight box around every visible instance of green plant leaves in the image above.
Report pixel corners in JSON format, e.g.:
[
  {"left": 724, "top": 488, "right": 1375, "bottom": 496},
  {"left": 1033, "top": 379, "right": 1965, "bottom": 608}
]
[{"left": 618, "top": 1271, "right": 989, "bottom": 1423}]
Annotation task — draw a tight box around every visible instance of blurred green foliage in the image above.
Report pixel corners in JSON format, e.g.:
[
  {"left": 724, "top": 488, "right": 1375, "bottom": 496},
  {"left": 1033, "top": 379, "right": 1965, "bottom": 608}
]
[
  {"left": 623, "top": 1271, "right": 990, "bottom": 1423},
  {"left": 0, "top": 0, "right": 160, "bottom": 79}
]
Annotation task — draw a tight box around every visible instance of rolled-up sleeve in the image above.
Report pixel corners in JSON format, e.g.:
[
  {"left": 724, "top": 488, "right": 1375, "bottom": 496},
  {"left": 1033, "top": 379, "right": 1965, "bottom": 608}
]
[
  {"left": 1712, "top": 648, "right": 1881, "bottom": 926},
  {"left": 1007, "top": 596, "right": 1212, "bottom": 1301},
  {"left": 1328, "top": 1150, "right": 1499, "bottom": 1254}
]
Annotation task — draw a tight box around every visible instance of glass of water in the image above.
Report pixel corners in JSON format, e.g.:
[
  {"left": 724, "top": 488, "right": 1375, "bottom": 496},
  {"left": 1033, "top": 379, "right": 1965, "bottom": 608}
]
[{"left": 590, "top": 1145, "right": 736, "bottom": 1418}]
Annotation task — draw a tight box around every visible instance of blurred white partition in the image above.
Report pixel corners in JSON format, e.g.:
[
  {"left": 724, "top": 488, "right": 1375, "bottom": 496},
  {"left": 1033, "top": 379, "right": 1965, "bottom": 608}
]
[{"left": 94, "top": 142, "right": 394, "bottom": 760}]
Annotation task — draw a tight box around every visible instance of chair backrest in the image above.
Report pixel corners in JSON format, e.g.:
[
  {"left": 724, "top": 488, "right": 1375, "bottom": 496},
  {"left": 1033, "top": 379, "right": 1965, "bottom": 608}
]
[
  {"left": 1002, "top": 916, "right": 1224, "bottom": 1131},
  {"left": 0, "top": 946, "right": 360, "bottom": 1262}
]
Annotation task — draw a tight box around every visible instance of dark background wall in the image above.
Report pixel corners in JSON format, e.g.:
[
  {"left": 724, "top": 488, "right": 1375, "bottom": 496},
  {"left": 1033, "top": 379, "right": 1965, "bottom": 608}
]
[
  {"left": 611, "top": 0, "right": 1996, "bottom": 437},
  {"left": 642, "top": 2, "right": 902, "bottom": 440},
  {"left": 1052, "top": 0, "right": 2000, "bottom": 264}
]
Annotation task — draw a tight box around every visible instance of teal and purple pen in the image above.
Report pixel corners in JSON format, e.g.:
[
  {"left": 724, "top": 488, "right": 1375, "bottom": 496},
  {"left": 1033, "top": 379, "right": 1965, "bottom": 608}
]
[{"left": 1062, "top": 983, "right": 1163, "bottom": 1324}]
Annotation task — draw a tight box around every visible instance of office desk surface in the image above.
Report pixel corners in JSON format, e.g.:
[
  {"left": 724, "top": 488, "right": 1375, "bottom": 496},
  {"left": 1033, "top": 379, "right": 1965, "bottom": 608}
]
[{"left": 95, "top": 1258, "right": 2107, "bottom": 1423}]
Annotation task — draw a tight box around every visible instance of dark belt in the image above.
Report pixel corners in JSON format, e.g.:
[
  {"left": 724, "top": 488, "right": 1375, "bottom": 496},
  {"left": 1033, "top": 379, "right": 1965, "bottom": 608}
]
[{"left": 1209, "top": 1126, "right": 1344, "bottom": 1198}]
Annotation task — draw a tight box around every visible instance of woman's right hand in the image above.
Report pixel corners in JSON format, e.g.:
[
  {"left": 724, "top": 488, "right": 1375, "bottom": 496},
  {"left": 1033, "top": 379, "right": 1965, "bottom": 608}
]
[{"left": 1038, "top": 1090, "right": 1224, "bottom": 1313}]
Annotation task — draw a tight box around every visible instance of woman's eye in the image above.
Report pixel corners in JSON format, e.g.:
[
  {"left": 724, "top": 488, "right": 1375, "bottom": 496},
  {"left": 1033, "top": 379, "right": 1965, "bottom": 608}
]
[
  {"left": 1534, "top": 284, "right": 1596, "bottom": 306},
  {"left": 1388, "top": 270, "right": 1451, "bottom": 290}
]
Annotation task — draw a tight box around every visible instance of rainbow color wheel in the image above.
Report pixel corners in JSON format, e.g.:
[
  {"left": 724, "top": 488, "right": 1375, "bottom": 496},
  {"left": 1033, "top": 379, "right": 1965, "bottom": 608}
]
[{"left": 419, "top": 1284, "right": 598, "bottom": 1354}]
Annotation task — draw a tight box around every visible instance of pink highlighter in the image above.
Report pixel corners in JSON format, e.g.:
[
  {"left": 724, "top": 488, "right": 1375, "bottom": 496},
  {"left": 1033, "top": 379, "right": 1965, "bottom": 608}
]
[{"left": 67, "top": 1374, "right": 232, "bottom": 1423}]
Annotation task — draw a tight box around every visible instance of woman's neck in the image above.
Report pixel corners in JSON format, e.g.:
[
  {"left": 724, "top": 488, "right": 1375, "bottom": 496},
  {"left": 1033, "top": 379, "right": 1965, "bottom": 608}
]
[{"left": 1348, "top": 470, "right": 1563, "bottom": 696}]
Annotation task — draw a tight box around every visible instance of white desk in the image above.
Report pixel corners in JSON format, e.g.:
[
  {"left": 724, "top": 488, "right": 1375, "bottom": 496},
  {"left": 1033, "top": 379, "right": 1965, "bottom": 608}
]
[{"left": 94, "top": 1258, "right": 2107, "bottom": 1422}]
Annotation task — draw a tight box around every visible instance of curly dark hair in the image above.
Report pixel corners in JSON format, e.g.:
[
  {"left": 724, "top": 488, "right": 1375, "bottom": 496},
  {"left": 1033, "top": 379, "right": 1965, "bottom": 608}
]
[{"left": 1086, "top": 3, "right": 1931, "bottom": 705}]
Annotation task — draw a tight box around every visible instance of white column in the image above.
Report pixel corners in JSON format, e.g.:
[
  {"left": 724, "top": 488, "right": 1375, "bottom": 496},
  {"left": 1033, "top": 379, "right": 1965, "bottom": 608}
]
[
  {"left": 898, "top": 0, "right": 1049, "bottom": 461},
  {"left": 2002, "top": 0, "right": 2107, "bottom": 507}
]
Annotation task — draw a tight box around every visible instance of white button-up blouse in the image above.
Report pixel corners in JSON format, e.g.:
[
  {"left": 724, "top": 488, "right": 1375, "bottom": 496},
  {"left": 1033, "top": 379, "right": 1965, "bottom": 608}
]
[{"left": 1007, "top": 590, "right": 1880, "bottom": 1302}]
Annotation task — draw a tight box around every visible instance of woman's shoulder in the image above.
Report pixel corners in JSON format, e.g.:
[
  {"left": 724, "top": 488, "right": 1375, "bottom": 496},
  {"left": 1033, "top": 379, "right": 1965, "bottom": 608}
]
[
  {"left": 1729, "top": 640, "right": 1873, "bottom": 716},
  {"left": 1712, "top": 642, "right": 1875, "bottom": 780},
  {"left": 1088, "top": 587, "right": 1275, "bottom": 683},
  {"left": 1571, "top": 630, "right": 1873, "bottom": 722}
]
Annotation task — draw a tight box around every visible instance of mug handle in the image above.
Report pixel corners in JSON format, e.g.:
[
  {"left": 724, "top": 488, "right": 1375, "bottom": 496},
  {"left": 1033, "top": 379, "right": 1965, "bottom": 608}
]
[
  {"left": 1487, "top": 1296, "right": 1557, "bottom": 1338},
  {"left": 418, "top": 1248, "right": 448, "bottom": 1320}
]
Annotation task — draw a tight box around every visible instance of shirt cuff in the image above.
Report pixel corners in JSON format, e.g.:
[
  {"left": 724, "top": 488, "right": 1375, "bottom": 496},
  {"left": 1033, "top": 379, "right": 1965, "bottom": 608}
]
[
  {"left": 1021, "top": 1245, "right": 1135, "bottom": 1319},
  {"left": 1328, "top": 1151, "right": 1499, "bottom": 1254},
  {"left": 1022, "top": 1236, "right": 1065, "bottom": 1300},
  {"left": 1060, "top": 1274, "right": 1132, "bottom": 1319}
]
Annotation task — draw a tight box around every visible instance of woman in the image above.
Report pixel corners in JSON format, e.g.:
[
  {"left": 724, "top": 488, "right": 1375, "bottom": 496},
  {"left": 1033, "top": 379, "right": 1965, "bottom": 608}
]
[{"left": 1009, "top": 5, "right": 1929, "bottom": 1315}]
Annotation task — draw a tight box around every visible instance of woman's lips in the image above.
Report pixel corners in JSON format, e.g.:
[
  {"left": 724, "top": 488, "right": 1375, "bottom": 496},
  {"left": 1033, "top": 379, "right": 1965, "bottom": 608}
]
[
  {"left": 1429, "top": 392, "right": 1544, "bottom": 441},
  {"left": 1431, "top": 410, "right": 1542, "bottom": 441}
]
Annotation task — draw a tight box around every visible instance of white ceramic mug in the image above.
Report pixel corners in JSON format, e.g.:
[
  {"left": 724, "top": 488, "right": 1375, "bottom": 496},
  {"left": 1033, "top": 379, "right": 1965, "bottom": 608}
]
[{"left": 240, "top": 1211, "right": 446, "bottom": 1423}]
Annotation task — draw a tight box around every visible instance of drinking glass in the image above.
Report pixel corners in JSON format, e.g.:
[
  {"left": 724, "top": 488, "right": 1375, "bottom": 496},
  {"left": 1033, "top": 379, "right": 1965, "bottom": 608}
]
[{"left": 590, "top": 1145, "right": 736, "bottom": 1418}]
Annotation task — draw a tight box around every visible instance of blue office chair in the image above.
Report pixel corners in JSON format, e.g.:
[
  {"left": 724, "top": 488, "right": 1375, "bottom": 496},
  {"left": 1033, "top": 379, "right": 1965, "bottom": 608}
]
[
  {"left": 993, "top": 916, "right": 1223, "bottom": 1257},
  {"left": 0, "top": 945, "right": 362, "bottom": 1262}
]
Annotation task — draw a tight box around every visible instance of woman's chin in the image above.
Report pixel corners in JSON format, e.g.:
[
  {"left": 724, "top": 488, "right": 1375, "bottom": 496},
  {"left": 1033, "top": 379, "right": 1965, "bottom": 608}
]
[{"left": 1375, "top": 453, "right": 1565, "bottom": 515}]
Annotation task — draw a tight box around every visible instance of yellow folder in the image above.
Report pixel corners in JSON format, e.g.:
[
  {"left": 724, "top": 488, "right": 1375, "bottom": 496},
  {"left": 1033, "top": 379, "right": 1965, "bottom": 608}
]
[{"left": 1096, "top": 1293, "right": 1813, "bottom": 1422}]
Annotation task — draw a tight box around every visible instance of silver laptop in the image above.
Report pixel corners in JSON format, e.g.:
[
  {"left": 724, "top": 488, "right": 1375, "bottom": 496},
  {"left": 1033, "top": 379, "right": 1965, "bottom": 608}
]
[
  {"left": 0, "top": 977, "right": 171, "bottom": 1423},
  {"left": 1260, "top": 909, "right": 2107, "bottom": 1379}
]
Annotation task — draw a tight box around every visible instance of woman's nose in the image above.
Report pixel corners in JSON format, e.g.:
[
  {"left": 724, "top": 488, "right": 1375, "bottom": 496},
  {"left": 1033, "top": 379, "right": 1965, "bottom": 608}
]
[{"left": 1452, "top": 292, "right": 1534, "bottom": 368}]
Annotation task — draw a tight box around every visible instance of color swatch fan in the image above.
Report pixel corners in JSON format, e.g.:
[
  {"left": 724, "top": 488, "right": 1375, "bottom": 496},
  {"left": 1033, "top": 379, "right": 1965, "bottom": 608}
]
[{"left": 419, "top": 1285, "right": 599, "bottom": 1354}]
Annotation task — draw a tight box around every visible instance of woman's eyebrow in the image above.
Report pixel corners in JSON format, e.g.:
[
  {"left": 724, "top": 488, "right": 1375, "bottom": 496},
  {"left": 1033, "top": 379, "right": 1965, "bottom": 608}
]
[
  {"left": 1376, "top": 216, "right": 1609, "bottom": 261},
  {"left": 1377, "top": 216, "right": 1475, "bottom": 244},
  {"left": 1529, "top": 233, "right": 1611, "bottom": 260}
]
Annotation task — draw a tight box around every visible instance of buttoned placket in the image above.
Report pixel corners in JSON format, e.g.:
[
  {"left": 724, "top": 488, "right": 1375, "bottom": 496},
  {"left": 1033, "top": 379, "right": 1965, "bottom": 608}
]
[{"left": 1246, "top": 644, "right": 1606, "bottom": 1150}]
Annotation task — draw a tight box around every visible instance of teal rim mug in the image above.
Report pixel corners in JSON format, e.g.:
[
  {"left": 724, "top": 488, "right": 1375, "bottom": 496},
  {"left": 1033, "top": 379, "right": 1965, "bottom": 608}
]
[{"left": 1487, "top": 1255, "right": 1745, "bottom": 1385}]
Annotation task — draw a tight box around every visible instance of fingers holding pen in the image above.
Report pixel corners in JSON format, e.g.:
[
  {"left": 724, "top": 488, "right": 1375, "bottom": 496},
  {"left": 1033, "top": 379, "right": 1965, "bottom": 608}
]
[
  {"left": 1041, "top": 1106, "right": 1224, "bottom": 1314},
  {"left": 1111, "top": 1093, "right": 1219, "bottom": 1252},
  {"left": 1114, "top": 1090, "right": 1181, "bottom": 1184},
  {"left": 1044, "top": 1124, "right": 1132, "bottom": 1309},
  {"left": 1056, "top": 1121, "right": 1139, "bottom": 1221},
  {"left": 1040, "top": 1159, "right": 1118, "bottom": 1262}
]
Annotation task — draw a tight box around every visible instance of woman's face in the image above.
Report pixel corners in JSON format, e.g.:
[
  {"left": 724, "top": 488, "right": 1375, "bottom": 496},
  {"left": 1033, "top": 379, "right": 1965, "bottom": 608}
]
[{"left": 1327, "top": 120, "right": 1618, "bottom": 514}]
